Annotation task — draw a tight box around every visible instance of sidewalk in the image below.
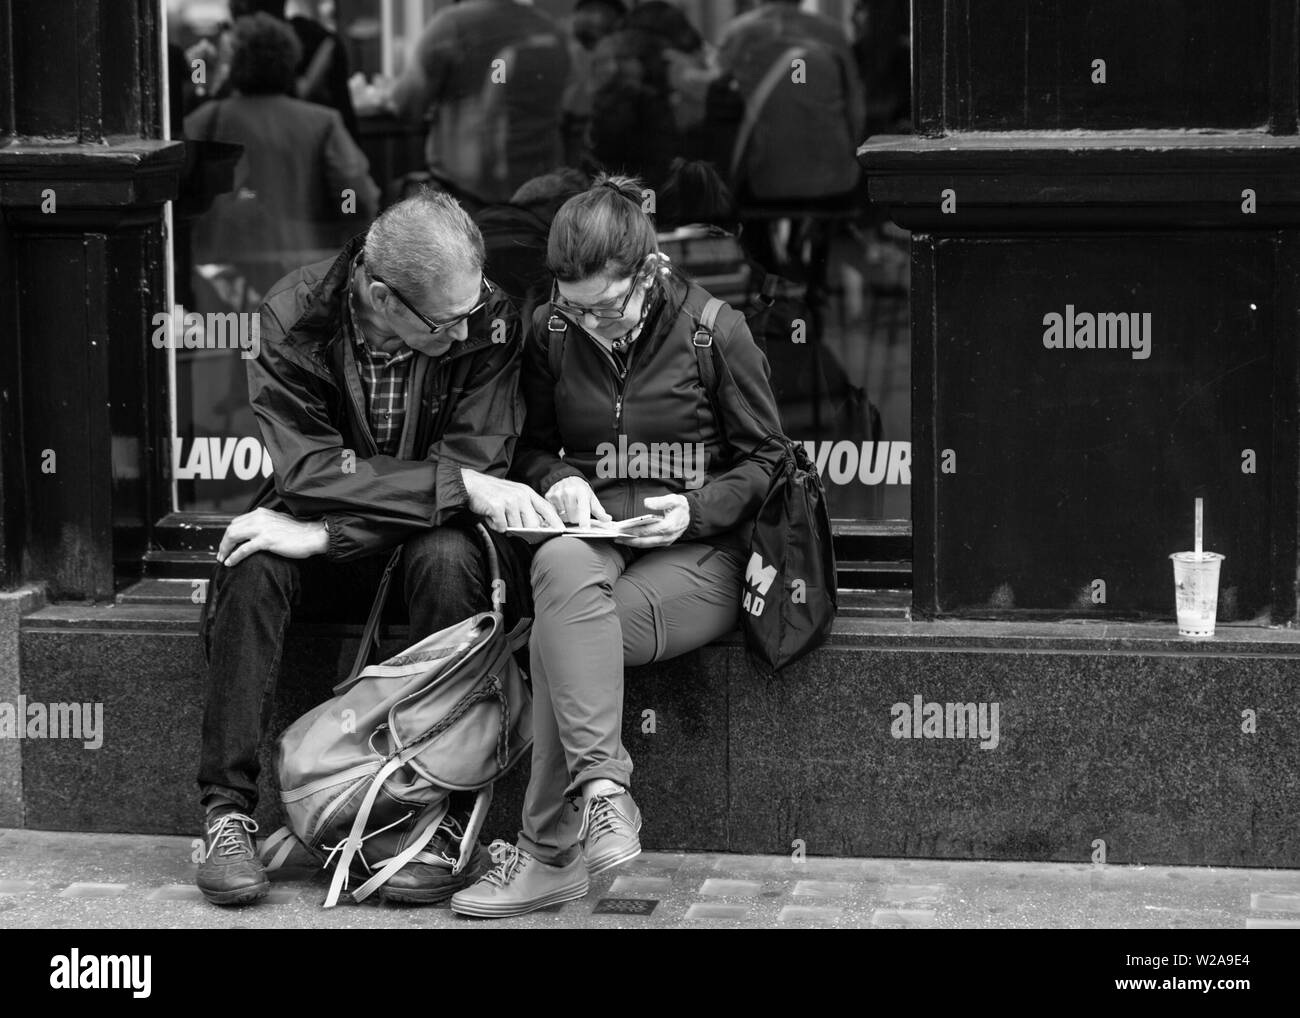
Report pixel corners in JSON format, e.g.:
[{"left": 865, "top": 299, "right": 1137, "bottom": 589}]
[{"left": 1, "top": 828, "right": 1298, "bottom": 929}]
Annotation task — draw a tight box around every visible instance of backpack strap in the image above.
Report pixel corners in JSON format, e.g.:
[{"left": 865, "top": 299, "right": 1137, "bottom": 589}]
[
  {"left": 296, "top": 35, "right": 336, "bottom": 101},
  {"left": 543, "top": 304, "right": 567, "bottom": 378},
  {"left": 339, "top": 545, "right": 402, "bottom": 693},
  {"left": 728, "top": 44, "right": 810, "bottom": 187},
  {"left": 258, "top": 824, "right": 305, "bottom": 872},
  {"left": 692, "top": 296, "right": 728, "bottom": 448}
]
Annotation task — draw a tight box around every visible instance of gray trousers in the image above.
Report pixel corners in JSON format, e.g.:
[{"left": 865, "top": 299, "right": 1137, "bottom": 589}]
[{"left": 518, "top": 536, "right": 745, "bottom": 864}]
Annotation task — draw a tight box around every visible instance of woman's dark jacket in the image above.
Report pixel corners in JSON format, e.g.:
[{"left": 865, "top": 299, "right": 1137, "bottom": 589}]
[{"left": 512, "top": 270, "right": 784, "bottom": 548}]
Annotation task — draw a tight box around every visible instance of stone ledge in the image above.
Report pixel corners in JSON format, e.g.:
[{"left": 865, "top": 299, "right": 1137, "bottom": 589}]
[
  {"left": 13, "top": 604, "right": 1300, "bottom": 867},
  {"left": 20, "top": 600, "right": 1300, "bottom": 656}
]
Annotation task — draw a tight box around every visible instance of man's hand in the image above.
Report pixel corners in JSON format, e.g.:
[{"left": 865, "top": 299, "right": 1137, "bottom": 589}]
[
  {"left": 544, "top": 476, "right": 612, "bottom": 531},
  {"left": 615, "top": 494, "right": 690, "bottom": 548},
  {"left": 217, "top": 507, "right": 329, "bottom": 568},
  {"left": 462, "top": 469, "right": 564, "bottom": 532}
]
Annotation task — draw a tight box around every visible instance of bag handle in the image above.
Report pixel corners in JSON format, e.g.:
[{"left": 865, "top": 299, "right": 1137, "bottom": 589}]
[
  {"left": 340, "top": 523, "right": 505, "bottom": 689},
  {"left": 342, "top": 545, "right": 403, "bottom": 688}
]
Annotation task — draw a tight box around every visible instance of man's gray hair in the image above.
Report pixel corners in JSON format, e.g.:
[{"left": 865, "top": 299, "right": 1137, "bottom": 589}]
[{"left": 363, "top": 188, "right": 485, "bottom": 299}]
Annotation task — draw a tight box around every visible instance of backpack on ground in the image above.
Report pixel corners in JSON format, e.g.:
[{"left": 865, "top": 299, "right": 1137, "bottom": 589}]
[
  {"left": 258, "top": 523, "right": 533, "bottom": 907},
  {"left": 691, "top": 295, "right": 838, "bottom": 671}
]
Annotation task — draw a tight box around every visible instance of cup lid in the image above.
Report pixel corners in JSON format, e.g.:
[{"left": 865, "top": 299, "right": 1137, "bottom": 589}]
[{"left": 1169, "top": 551, "right": 1225, "bottom": 562}]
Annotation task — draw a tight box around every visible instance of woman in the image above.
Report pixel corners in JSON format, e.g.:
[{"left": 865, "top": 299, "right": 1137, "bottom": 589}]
[{"left": 451, "top": 175, "right": 785, "bottom": 918}]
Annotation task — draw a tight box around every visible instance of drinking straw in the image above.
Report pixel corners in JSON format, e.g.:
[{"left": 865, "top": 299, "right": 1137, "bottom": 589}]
[{"left": 1194, "top": 498, "right": 1203, "bottom": 560}]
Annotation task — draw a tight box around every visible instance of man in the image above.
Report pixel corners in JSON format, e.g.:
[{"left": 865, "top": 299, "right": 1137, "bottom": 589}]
[
  {"left": 390, "top": 0, "right": 572, "bottom": 209},
  {"left": 195, "top": 189, "right": 562, "bottom": 906}
]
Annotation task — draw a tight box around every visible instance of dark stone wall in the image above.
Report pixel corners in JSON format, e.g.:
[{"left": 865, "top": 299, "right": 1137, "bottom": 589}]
[{"left": 16, "top": 619, "right": 1300, "bottom": 868}]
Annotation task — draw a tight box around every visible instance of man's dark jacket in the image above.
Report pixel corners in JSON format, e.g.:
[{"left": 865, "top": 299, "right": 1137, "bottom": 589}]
[{"left": 244, "top": 235, "right": 523, "bottom": 562}]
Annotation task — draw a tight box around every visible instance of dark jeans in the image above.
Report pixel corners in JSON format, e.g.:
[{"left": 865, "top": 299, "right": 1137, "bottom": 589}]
[{"left": 196, "top": 523, "right": 532, "bottom": 814}]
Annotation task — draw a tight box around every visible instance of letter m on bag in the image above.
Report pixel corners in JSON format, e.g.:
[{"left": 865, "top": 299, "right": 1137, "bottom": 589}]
[{"left": 745, "top": 552, "right": 777, "bottom": 596}]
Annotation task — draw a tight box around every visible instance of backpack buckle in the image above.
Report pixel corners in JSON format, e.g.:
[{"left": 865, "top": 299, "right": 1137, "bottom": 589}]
[
  {"left": 692, "top": 327, "right": 713, "bottom": 348},
  {"left": 547, "top": 314, "right": 568, "bottom": 333}
]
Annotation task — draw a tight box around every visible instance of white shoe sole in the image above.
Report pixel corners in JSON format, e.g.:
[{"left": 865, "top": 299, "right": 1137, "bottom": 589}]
[
  {"left": 585, "top": 841, "right": 641, "bottom": 877},
  {"left": 450, "top": 878, "right": 590, "bottom": 918}
]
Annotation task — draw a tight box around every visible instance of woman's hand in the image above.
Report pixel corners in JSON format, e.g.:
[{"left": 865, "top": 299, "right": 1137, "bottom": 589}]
[
  {"left": 616, "top": 494, "right": 690, "bottom": 548},
  {"left": 545, "top": 476, "right": 612, "bottom": 530}
]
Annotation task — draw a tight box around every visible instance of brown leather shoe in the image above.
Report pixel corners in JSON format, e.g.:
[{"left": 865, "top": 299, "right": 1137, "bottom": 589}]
[
  {"left": 379, "top": 806, "right": 490, "bottom": 904},
  {"left": 197, "top": 811, "right": 270, "bottom": 906}
]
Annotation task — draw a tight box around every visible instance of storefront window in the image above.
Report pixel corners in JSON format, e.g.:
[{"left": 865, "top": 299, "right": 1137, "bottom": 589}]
[{"left": 163, "top": 0, "right": 911, "bottom": 526}]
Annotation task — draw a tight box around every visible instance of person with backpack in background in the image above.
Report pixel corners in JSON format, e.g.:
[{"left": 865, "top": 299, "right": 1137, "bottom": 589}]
[
  {"left": 718, "top": 0, "right": 868, "bottom": 289},
  {"left": 618, "top": 2, "right": 745, "bottom": 172},
  {"left": 449, "top": 175, "right": 785, "bottom": 918},
  {"left": 391, "top": 0, "right": 572, "bottom": 210}
]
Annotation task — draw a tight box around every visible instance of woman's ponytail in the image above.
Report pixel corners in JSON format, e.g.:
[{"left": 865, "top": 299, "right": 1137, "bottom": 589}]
[{"left": 547, "top": 173, "right": 660, "bottom": 283}]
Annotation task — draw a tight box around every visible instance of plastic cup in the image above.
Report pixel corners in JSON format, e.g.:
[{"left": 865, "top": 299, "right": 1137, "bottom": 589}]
[{"left": 1169, "top": 551, "right": 1224, "bottom": 638}]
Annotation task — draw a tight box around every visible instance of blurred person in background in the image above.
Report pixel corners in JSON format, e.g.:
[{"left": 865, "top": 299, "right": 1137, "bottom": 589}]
[
  {"left": 718, "top": 0, "right": 867, "bottom": 285},
  {"left": 561, "top": 0, "right": 627, "bottom": 167},
  {"left": 184, "top": 0, "right": 361, "bottom": 139},
  {"left": 392, "top": 0, "right": 572, "bottom": 211},
  {"left": 473, "top": 167, "right": 591, "bottom": 325},
  {"left": 585, "top": 25, "right": 680, "bottom": 189},
  {"left": 184, "top": 12, "right": 380, "bottom": 296}
]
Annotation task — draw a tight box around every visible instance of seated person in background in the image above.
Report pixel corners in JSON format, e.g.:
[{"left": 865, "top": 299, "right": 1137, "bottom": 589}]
[
  {"left": 473, "top": 167, "right": 591, "bottom": 324},
  {"left": 195, "top": 188, "right": 561, "bottom": 907}
]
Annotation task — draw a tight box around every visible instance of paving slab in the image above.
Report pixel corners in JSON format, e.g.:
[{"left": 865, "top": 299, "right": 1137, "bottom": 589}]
[{"left": 0, "top": 828, "right": 1293, "bottom": 928}]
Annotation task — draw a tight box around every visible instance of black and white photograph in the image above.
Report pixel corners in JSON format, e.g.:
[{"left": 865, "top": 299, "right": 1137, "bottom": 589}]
[{"left": 0, "top": 0, "right": 1292, "bottom": 994}]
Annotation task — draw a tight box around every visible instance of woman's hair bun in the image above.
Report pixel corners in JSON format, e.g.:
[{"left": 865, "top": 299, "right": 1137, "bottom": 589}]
[{"left": 593, "top": 173, "right": 644, "bottom": 205}]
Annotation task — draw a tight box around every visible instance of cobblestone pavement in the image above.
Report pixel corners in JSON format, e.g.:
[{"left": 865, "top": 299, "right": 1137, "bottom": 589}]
[{"left": 1, "top": 828, "right": 1299, "bottom": 929}]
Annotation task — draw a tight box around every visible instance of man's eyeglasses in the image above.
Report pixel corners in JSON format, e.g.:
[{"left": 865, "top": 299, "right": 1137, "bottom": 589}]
[
  {"left": 551, "top": 267, "right": 650, "bottom": 322},
  {"left": 372, "top": 273, "right": 495, "bottom": 334}
]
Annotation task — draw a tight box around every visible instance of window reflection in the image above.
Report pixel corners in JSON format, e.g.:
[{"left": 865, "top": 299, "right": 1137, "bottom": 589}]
[{"left": 166, "top": 0, "right": 911, "bottom": 522}]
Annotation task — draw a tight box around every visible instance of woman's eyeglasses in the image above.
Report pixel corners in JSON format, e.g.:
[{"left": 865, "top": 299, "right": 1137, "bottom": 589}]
[
  {"left": 373, "top": 273, "right": 495, "bottom": 335},
  {"left": 551, "top": 266, "right": 651, "bottom": 322}
]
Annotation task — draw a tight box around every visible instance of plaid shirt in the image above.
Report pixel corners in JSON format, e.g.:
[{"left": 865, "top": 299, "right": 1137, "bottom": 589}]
[{"left": 347, "top": 259, "right": 416, "bottom": 456}]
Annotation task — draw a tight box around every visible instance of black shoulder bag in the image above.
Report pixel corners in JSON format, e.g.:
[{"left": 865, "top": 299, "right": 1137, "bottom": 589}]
[{"left": 692, "top": 296, "right": 838, "bottom": 671}]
